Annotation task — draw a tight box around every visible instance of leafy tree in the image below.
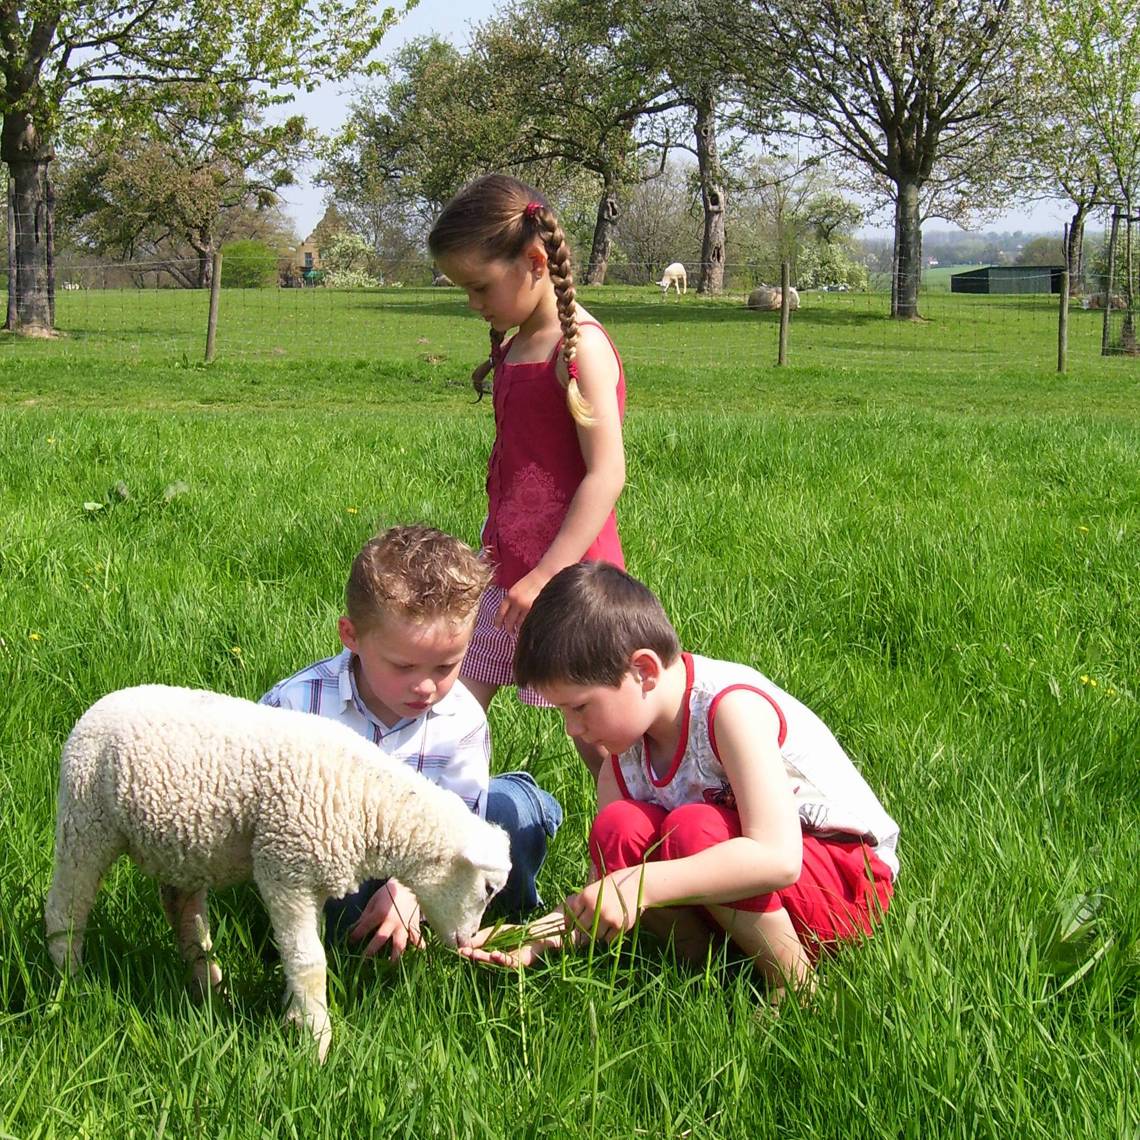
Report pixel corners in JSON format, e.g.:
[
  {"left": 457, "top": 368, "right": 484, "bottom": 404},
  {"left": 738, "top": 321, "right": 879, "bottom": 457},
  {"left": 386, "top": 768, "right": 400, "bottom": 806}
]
[
  {"left": 732, "top": 156, "right": 864, "bottom": 285},
  {"left": 731, "top": 0, "right": 1020, "bottom": 318},
  {"left": 1021, "top": 0, "right": 1140, "bottom": 302},
  {"left": 1, "top": 0, "right": 405, "bottom": 333},
  {"left": 1016, "top": 235, "right": 1066, "bottom": 267},
  {"left": 220, "top": 239, "right": 279, "bottom": 288},
  {"left": 465, "top": 0, "right": 685, "bottom": 283},
  {"left": 633, "top": 0, "right": 778, "bottom": 294},
  {"left": 56, "top": 85, "right": 306, "bottom": 288}
]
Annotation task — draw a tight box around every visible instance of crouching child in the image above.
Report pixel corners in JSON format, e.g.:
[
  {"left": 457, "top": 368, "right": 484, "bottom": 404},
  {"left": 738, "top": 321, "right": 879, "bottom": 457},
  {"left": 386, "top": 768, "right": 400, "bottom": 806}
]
[
  {"left": 462, "top": 562, "right": 898, "bottom": 999},
  {"left": 261, "top": 525, "right": 562, "bottom": 958}
]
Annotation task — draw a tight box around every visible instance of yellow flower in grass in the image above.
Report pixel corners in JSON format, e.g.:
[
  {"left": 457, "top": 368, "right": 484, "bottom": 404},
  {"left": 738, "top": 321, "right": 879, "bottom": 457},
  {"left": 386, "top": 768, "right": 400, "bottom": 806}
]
[
  {"left": 346, "top": 507, "right": 359, "bottom": 515},
  {"left": 29, "top": 632, "right": 42, "bottom": 641}
]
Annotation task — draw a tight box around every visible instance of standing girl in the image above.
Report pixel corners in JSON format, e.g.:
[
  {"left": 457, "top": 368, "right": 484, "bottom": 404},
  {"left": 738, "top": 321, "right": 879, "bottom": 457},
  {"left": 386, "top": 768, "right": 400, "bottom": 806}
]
[{"left": 428, "top": 174, "right": 627, "bottom": 772}]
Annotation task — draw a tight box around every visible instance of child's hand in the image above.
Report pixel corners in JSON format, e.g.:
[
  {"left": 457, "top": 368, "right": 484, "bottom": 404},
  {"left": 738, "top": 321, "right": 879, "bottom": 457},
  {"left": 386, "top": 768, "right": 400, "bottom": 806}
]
[
  {"left": 459, "top": 914, "right": 568, "bottom": 969},
  {"left": 564, "top": 870, "right": 646, "bottom": 942},
  {"left": 495, "top": 569, "right": 550, "bottom": 636},
  {"left": 349, "top": 879, "right": 423, "bottom": 961}
]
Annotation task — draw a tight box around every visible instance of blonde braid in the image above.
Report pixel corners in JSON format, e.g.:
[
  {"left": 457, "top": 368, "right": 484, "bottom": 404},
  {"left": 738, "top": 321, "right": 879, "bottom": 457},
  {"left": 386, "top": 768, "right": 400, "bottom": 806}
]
[
  {"left": 471, "top": 328, "right": 505, "bottom": 400},
  {"left": 533, "top": 208, "right": 594, "bottom": 425}
]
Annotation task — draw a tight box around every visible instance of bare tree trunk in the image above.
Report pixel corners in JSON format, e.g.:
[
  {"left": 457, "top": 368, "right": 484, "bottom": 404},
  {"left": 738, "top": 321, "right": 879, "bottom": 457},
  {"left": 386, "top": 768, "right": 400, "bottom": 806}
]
[
  {"left": 694, "top": 93, "right": 726, "bottom": 296},
  {"left": 6, "top": 177, "right": 14, "bottom": 330},
  {"left": 894, "top": 178, "right": 922, "bottom": 319},
  {"left": 2, "top": 110, "right": 56, "bottom": 333},
  {"left": 4, "top": 159, "right": 54, "bottom": 332},
  {"left": 890, "top": 195, "right": 901, "bottom": 317},
  {"left": 586, "top": 172, "right": 620, "bottom": 285},
  {"left": 1066, "top": 205, "right": 1087, "bottom": 291}
]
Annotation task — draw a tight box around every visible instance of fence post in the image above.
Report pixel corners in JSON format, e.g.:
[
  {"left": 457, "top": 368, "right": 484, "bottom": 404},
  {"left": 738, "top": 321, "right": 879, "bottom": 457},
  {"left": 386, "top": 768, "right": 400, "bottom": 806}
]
[
  {"left": 778, "top": 261, "right": 790, "bottom": 366},
  {"left": 205, "top": 250, "right": 222, "bottom": 363},
  {"left": 1057, "top": 269, "right": 1069, "bottom": 373}
]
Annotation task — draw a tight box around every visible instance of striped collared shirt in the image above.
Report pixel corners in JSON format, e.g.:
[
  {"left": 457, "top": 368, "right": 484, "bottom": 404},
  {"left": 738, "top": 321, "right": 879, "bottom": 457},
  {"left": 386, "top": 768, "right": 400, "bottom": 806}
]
[{"left": 259, "top": 648, "right": 489, "bottom": 816}]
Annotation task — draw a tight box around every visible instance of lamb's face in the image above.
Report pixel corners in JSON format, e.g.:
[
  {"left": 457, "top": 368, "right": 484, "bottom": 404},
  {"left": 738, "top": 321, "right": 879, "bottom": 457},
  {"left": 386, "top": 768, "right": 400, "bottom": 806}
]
[{"left": 415, "top": 824, "right": 512, "bottom": 947}]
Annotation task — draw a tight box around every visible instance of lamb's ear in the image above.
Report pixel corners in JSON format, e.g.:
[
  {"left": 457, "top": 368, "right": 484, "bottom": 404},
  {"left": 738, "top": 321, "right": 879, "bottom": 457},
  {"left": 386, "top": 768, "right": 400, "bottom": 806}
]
[{"left": 459, "top": 839, "right": 510, "bottom": 874}]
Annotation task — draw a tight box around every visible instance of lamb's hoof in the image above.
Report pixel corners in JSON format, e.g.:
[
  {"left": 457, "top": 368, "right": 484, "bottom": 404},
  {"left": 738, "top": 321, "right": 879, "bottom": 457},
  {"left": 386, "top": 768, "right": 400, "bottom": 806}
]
[
  {"left": 282, "top": 1003, "right": 331, "bottom": 1065},
  {"left": 188, "top": 957, "right": 225, "bottom": 1003}
]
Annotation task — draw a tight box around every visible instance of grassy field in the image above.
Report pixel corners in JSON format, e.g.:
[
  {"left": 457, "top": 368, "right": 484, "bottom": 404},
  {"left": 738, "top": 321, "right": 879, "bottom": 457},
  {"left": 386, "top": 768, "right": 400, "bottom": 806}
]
[{"left": 1, "top": 287, "right": 1137, "bottom": 1138}]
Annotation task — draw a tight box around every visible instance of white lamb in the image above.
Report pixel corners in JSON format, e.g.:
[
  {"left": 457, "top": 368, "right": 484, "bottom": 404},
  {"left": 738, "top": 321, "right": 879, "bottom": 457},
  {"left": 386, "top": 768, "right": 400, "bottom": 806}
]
[
  {"left": 656, "top": 262, "right": 687, "bottom": 296},
  {"left": 45, "top": 685, "right": 511, "bottom": 1062}
]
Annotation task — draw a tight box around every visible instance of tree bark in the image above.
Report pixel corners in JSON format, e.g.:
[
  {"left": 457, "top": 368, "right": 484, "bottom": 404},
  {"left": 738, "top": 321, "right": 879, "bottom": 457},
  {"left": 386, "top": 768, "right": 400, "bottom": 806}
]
[
  {"left": 3, "top": 107, "right": 56, "bottom": 333},
  {"left": 586, "top": 173, "right": 620, "bottom": 285},
  {"left": 694, "top": 93, "right": 725, "bottom": 296},
  {"left": 894, "top": 178, "right": 922, "bottom": 319},
  {"left": 1066, "top": 206, "right": 1087, "bottom": 290}
]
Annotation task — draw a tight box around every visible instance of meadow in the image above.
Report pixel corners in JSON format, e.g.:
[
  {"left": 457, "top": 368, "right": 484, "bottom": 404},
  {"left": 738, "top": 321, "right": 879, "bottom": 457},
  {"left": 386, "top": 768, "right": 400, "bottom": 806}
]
[{"left": 1, "top": 285, "right": 1137, "bottom": 1138}]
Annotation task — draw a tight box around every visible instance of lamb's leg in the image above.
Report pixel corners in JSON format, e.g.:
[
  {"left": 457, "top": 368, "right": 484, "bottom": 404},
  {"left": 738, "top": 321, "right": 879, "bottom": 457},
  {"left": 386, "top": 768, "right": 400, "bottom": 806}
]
[
  {"left": 258, "top": 882, "right": 331, "bottom": 1063},
  {"left": 44, "top": 822, "right": 124, "bottom": 974},
  {"left": 159, "top": 885, "right": 223, "bottom": 998}
]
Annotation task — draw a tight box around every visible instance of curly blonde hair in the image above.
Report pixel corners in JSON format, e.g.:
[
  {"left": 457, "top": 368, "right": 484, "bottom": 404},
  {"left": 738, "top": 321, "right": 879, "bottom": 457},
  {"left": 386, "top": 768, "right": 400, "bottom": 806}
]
[
  {"left": 427, "top": 173, "right": 592, "bottom": 424},
  {"left": 345, "top": 526, "right": 491, "bottom": 634}
]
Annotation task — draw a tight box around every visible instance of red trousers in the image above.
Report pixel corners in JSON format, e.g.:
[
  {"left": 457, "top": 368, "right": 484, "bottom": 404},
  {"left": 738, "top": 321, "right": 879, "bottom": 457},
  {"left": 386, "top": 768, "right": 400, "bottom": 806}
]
[{"left": 589, "top": 799, "right": 894, "bottom": 953}]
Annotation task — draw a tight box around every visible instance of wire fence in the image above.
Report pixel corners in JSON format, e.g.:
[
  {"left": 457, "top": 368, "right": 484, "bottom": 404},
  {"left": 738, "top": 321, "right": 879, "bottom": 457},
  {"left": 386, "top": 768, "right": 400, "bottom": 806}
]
[{"left": 5, "top": 257, "right": 1130, "bottom": 374}]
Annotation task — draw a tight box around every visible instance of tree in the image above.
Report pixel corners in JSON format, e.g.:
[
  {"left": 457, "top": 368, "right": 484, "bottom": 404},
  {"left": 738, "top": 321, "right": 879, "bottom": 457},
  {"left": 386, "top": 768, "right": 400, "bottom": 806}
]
[
  {"left": 1, "top": 0, "right": 405, "bottom": 334},
  {"left": 733, "top": 0, "right": 1020, "bottom": 318},
  {"left": 57, "top": 85, "right": 306, "bottom": 288},
  {"left": 1022, "top": 0, "right": 1140, "bottom": 301},
  {"left": 220, "top": 239, "right": 279, "bottom": 288},
  {"left": 617, "top": 163, "right": 703, "bottom": 283},
  {"left": 733, "top": 156, "right": 866, "bottom": 286},
  {"left": 634, "top": 0, "right": 777, "bottom": 294},
  {"left": 466, "top": 0, "right": 685, "bottom": 283}
]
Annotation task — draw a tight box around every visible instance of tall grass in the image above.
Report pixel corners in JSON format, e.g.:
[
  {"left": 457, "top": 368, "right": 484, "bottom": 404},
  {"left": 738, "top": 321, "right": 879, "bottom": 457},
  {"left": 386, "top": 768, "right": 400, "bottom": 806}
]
[{"left": 1, "top": 291, "right": 1136, "bottom": 1137}]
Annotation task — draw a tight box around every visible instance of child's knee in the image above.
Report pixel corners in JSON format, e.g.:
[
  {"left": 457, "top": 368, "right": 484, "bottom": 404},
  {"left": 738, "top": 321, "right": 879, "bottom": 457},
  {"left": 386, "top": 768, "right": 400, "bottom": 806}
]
[
  {"left": 589, "top": 800, "right": 667, "bottom": 873},
  {"left": 658, "top": 803, "right": 741, "bottom": 860}
]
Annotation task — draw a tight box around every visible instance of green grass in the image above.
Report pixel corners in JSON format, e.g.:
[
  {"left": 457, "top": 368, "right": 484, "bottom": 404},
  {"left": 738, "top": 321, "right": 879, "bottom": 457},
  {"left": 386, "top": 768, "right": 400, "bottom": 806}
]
[{"left": 1, "top": 289, "right": 1137, "bottom": 1137}]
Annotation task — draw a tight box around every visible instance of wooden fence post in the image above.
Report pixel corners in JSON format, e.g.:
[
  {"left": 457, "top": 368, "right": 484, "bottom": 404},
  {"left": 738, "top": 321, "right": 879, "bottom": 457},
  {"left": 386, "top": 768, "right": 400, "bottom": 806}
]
[
  {"left": 205, "top": 250, "right": 222, "bottom": 363},
  {"left": 778, "top": 261, "right": 790, "bottom": 366}
]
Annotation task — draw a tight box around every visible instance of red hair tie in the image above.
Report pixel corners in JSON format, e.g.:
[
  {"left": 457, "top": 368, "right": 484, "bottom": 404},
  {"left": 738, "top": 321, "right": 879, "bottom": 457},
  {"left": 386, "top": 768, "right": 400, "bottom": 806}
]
[
  {"left": 567, "top": 359, "right": 579, "bottom": 381},
  {"left": 524, "top": 201, "right": 543, "bottom": 219}
]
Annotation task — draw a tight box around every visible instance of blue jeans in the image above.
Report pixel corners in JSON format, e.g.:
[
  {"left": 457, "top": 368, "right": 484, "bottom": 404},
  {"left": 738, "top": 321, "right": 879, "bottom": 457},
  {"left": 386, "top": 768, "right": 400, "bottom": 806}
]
[{"left": 324, "top": 771, "right": 562, "bottom": 945}]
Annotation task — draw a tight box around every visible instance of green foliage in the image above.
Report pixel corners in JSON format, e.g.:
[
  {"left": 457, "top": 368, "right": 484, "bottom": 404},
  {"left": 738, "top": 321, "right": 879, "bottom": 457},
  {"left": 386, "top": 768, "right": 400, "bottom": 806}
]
[{"left": 220, "top": 240, "right": 280, "bottom": 288}]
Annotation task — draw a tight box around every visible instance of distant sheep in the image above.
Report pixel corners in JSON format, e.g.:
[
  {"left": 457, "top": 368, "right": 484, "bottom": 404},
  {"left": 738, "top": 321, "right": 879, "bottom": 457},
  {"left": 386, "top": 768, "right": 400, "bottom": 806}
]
[
  {"left": 656, "top": 262, "right": 687, "bottom": 296},
  {"left": 45, "top": 686, "right": 511, "bottom": 1063},
  {"left": 747, "top": 285, "right": 800, "bottom": 312}
]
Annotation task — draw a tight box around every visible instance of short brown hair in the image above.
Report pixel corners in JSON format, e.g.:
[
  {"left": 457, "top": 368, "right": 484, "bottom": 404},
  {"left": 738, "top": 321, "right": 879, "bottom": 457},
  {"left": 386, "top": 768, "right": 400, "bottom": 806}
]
[
  {"left": 345, "top": 526, "right": 491, "bottom": 634},
  {"left": 515, "top": 562, "right": 681, "bottom": 689}
]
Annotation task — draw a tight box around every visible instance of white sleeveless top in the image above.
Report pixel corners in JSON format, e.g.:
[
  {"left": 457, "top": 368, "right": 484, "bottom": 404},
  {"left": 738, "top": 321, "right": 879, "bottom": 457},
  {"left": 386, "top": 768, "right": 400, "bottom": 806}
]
[{"left": 611, "top": 654, "right": 899, "bottom": 877}]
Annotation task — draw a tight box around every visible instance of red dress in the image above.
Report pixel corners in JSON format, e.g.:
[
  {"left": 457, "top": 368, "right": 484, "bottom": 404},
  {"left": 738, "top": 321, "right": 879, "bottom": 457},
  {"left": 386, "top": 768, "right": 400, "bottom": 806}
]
[{"left": 483, "top": 323, "right": 626, "bottom": 588}]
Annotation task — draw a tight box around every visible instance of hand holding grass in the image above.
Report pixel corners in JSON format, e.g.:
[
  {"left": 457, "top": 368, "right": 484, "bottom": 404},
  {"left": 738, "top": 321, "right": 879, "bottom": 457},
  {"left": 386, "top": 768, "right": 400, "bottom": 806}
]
[
  {"left": 461, "top": 870, "right": 646, "bottom": 968},
  {"left": 459, "top": 911, "right": 575, "bottom": 968}
]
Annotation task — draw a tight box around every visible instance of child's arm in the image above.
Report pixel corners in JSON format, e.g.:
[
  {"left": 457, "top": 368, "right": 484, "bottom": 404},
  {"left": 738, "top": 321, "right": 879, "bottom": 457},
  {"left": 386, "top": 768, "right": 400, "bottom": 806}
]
[
  {"left": 497, "top": 325, "right": 626, "bottom": 633},
  {"left": 566, "top": 693, "right": 802, "bottom": 936}
]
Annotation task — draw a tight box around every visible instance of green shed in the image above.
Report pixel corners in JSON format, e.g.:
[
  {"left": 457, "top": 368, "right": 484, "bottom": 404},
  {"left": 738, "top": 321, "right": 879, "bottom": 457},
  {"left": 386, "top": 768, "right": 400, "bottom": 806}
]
[{"left": 950, "top": 265, "right": 1065, "bottom": 295}]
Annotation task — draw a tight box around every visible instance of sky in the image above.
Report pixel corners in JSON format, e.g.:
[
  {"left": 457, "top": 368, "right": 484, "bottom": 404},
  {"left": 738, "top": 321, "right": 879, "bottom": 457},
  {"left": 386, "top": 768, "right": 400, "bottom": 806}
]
[{"left": 275, "top": 0, "right": 1069, "bottom": 243}]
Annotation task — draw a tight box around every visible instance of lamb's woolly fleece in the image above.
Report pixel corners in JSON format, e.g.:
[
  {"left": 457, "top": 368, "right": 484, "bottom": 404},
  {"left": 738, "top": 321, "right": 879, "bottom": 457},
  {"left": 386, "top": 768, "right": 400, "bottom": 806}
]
[
  {"left": 656, "top": 262, "right": 687, "bottom": 294},
  {"left": 45, "top": 685, "right": 511, "bottom": 1061}
]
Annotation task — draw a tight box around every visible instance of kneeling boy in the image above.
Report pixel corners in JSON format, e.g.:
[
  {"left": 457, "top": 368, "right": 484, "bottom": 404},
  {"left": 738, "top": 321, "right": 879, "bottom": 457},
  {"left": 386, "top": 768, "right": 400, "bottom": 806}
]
[
  {"left": 261, "top": 525, "right": 561, "bottom": 958},
  {"left": 464, "top": 562, "right": 898, "bottom": 996}
]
